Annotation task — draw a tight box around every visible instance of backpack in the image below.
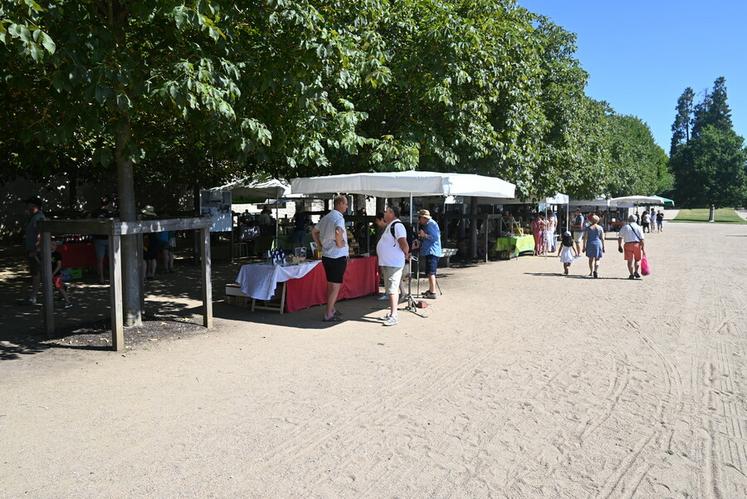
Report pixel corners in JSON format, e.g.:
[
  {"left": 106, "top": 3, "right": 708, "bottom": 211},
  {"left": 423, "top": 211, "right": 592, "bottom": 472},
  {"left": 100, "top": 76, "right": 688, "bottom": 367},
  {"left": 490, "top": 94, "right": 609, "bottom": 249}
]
[{"left": 390, "top": 220, "right": 416, "bottom": 246}]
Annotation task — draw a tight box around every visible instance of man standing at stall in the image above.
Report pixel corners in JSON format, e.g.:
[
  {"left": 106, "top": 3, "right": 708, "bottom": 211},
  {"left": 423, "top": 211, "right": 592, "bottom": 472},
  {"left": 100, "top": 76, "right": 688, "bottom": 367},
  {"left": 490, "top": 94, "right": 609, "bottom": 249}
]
[
  {"left": 416, "top": 209, "right": 442, "bottom": 299},
  {"left": 312, "top": 195, "right": 349, "bottom": 322},
  {"left": 377, "top": 206, "right": 409, "bottom": 326}
]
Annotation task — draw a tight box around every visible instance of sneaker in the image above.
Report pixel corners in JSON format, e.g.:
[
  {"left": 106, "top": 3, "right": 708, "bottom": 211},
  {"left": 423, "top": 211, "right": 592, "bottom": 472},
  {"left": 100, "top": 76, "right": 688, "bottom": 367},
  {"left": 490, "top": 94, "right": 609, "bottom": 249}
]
[
  {"left": 422, "top": 291, "right": 437, "bottom": 299},
  {"left": 64, "top": 303, "right": 73, "bottom": 309},
  {"left": 381, "top": 313, "right": 392, "bottom": 320},
  {"left": 382, "top": 316, "right": 399, "bottom": 327},
  {"left": 377, "top": 294, "right": 389, "bottom": 301},
  {"left": 628, "top": 274, "right": 635, "bottom": 280},
  {"left": 593, "top": 270, "right": 598, "bottom": 279},
  {"left": 634, "top": 272, "right": 641, "bottom": 279}
]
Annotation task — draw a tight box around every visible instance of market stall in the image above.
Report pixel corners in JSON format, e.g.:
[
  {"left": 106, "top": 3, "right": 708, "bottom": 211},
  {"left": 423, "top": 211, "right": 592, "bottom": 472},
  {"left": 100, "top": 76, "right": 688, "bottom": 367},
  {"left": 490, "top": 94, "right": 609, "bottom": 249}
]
[{"left": 232, "top": 256, "right": 378, "bottom": 313}]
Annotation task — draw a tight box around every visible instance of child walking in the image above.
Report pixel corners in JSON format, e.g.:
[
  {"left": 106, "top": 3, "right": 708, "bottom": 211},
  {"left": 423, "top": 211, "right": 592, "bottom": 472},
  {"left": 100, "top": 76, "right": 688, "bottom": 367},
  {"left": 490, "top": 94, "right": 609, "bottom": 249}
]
[
  {"left": 51, "top": 242, "right": 72, "bottom": 308},
  {"left": 557, "top": 230, "right": 578, "bottom": 276}
]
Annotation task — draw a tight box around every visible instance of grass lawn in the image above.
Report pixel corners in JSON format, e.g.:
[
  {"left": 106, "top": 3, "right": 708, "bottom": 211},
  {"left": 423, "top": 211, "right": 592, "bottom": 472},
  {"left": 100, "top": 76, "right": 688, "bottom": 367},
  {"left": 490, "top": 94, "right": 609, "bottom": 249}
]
[{"left": 673, "top": 208, "right": 747, "bottom": 223}]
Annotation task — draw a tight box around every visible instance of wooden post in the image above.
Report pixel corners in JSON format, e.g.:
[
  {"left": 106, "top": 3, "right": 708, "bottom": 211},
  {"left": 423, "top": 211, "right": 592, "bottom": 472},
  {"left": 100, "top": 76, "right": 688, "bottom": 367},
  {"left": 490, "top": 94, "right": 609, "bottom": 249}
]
[
  {"left": 200, "top": 227, "right": 213, "bottom": 328},
  {"left": 109, "top": 234, "right": 125, "bottom": 351},
  {"left": 41, "top": 232, "right": 54, "bottom": 337}
]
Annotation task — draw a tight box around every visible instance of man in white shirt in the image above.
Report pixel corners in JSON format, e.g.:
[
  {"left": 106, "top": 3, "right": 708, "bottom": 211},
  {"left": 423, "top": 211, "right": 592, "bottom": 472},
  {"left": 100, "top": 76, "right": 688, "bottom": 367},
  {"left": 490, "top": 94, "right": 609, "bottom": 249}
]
[
  {"left": 312, "top": 195, "right": 349, "bottom": 322},
  {"left": 376, "top": 206, "right": 410, "bottom": 326},
  {"left": 618, "top": 214, "right": 646, "bottom": 279}
]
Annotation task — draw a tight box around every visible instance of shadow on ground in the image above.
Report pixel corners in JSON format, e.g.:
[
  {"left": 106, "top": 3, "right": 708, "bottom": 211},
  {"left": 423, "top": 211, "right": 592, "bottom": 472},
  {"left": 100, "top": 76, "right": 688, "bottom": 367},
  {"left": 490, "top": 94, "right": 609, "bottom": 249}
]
[{"left": 1, "top": 248, "right": 462, "bottom": 360}]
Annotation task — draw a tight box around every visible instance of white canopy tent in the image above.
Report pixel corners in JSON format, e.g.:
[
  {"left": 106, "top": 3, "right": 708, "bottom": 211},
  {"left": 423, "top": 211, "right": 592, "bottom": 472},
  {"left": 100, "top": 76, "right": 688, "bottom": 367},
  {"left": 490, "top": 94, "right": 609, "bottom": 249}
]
[
  {"left": 569, "top": 197, "right": 610, "bottom": 208},
  {"left": 610, "top": 195, "right": 665, "bottom": 208},
  {"left": 208, "top": 178, "right": 299, "bottom": 256},
  {"left": 290, "top": 171, "right": 515, "bottom": 199},
  {"left": 209, "top": 178, "right": 292, "bottom": 200},
  {"left": 291, "top": 171, "right": 516, "bottom": 263}
]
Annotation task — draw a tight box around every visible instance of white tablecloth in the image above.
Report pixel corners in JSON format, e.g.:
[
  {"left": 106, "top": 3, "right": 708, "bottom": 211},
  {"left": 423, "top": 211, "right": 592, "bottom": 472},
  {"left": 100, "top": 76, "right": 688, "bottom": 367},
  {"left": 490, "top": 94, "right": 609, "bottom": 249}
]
[{"left": 235, "top": 261, "right": 321, "bottom": 300}]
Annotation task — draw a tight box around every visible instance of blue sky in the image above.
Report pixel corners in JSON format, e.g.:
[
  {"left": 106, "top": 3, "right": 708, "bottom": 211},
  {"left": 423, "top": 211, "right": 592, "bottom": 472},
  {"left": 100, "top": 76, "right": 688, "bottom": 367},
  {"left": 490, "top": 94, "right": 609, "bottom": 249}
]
[{"left": 518, "top": 0, "right": 747, "bottom": 152}]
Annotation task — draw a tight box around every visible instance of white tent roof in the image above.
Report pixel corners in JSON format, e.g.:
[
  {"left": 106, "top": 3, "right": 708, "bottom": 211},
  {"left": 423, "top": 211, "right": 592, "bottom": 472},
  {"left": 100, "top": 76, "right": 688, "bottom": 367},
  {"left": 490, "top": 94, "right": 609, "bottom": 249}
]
[
  {"left": 610, "top": 195, "right": 664, "bottom": 207},
  {"left": 569, "top": 198, "right": 610, "bottom": 208},
  {"left": 209, "top": 178, "right": 294, "bottom": 199},
  {"left": 490, "top": 192, "right": 568, "bottom": 205},
  {"left": 290, "top": 171, "right": 515, "bottom": 199}
]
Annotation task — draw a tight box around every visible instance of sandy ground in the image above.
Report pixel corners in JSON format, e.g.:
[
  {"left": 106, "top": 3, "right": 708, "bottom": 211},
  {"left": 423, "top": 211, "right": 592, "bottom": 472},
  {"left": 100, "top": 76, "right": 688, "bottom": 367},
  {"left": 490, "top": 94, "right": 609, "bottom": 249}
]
[{"left": 2, "top": 221, "right": 747, "bottom": 498}]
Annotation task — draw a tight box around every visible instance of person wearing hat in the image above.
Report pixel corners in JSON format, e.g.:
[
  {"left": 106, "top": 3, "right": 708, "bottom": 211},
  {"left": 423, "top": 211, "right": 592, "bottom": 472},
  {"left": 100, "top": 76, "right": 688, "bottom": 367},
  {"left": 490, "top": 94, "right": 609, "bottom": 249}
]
[
  {"left": 20, "top": 196, "right": 46, "bottom": 305},
  {"left": 582, "top": 213, "right": 605, "bottom": 278},
  {"left": 415, "top": 209, "right": 442, "bottom": 298}
]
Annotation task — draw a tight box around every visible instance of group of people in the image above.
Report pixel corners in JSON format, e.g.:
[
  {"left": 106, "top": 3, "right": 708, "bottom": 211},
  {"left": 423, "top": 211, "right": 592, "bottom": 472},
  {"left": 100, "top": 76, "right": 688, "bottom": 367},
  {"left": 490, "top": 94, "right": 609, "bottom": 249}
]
[
  {"left": 559, "top": 207, "right": 650, "bottom": 279},
  {"left": 530, "top": 211, "right": 559, "bottom": 255},
  {"left": 636, "top": 208, "right": 664, "bottom": 233},
  {"left": 311, "top": 195, "right": 443, "bottom": 326}
]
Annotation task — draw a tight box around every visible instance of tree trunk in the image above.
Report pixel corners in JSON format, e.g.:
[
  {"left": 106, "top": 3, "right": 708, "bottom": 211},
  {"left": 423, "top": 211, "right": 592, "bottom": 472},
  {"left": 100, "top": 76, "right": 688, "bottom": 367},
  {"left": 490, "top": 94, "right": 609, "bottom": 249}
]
[{"left": 115, "top": 120, "right": 142, "bottom": 326}]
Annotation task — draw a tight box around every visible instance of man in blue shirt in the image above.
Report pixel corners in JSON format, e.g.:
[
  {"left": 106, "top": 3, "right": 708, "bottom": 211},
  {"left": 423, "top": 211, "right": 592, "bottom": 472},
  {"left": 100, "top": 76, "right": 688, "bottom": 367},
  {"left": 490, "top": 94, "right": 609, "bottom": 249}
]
[{"left": 415, "top": 209, "right": 442, "bottom": 299}]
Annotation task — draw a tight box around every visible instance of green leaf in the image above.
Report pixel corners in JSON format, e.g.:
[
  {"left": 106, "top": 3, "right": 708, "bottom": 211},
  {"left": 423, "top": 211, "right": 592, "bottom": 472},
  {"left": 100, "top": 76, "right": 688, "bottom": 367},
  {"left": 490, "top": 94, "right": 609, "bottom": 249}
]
[{"left": 39, "top": 32, "right": 55, "bottom": 54}]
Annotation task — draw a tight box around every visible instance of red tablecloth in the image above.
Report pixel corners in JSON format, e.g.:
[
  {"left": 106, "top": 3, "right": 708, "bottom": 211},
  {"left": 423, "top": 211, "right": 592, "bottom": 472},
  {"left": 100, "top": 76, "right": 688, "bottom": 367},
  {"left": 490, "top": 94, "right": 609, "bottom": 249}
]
[
  {"left": 57, "top": 242, "right": 97, "bottom": 269},
  {"left": 284, "top": 256, "right": 378, "bottom": 312}
]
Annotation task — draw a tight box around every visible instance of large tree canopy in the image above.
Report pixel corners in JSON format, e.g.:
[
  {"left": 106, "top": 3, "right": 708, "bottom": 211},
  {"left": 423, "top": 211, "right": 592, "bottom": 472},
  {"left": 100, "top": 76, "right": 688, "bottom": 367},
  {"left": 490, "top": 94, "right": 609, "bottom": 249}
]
[
  {"left": 2, "top": 0, "right": 666, "bottom": 201},
  {"left": 670, "top": 77, "right": 747, "bottom": 207}
]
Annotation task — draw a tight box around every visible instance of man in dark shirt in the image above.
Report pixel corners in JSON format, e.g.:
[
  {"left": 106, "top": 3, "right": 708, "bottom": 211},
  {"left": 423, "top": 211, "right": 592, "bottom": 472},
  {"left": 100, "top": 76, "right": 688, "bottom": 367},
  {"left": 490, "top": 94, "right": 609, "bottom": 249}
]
[{"left": 21, "top": 196, "right": 45, "bottom": 305}]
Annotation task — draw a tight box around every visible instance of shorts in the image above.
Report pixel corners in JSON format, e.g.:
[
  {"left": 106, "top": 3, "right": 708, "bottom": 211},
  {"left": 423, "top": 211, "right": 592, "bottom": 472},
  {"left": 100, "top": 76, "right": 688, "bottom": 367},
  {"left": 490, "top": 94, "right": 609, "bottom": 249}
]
[
  {"left": 380, "top": 266, "right": 404, "bottom": 295},
  {"left": 573, "top": 231, "right": 584, "bottom": 243},
  {"left": 624, "top": 242, "right": 642, "bottom": 261},
  {"left": 424, "top": 255, "right": 439, "bottom": 276},
  {"left": 53, "top": 274, "right": 64, "bottom": 289},
  {"left": 322, "top": 256, "right": 348, "bottom": 284},
  {"left": 94, "top": 238, "right": 108, "bottom": 259},
  {"left": 27, "top": 253, "right": 41, "bottom": 276}
]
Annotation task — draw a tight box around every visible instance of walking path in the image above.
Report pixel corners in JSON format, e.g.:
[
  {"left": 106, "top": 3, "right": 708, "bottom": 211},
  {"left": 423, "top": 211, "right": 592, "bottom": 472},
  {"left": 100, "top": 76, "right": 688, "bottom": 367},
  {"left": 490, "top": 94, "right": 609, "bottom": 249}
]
[{"left": 2, "top": 221, "right": 747, "bottom": 497}]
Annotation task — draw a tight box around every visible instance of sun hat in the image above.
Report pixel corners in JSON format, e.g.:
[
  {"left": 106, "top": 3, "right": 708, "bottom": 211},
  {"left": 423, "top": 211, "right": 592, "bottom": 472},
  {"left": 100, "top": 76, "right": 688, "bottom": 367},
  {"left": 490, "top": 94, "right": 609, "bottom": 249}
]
[
  {"left": 418, "top": 209, "right": 432, "bottom": 219},
  {"left": 141, "top": 205, "right": 157, "bottom": 218}
]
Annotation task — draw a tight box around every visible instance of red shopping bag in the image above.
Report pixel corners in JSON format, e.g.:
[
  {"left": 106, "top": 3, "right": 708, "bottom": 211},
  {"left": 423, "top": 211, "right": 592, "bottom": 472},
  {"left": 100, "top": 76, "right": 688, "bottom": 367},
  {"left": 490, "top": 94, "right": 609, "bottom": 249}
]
[{"left": 641, "top": 254, "right": 651, "bottom": 276}]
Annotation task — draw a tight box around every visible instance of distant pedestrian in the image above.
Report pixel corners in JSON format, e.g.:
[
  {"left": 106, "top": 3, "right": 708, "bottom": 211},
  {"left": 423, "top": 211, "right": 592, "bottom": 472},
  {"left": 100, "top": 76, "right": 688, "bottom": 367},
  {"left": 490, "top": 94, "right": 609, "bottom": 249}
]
[
  {"left": 557, "top": 230, "right": 578, "bottom": 276},
  {"left": 618, "top": 215, "right": 645, "bottom": 279},
  {"left": 416, "top": 209, "right": 442, "bottom": 299},
  {"left": 92, "top": 196, "right": 115, "bottom": 283},
  {"left": 571, "top": 209, "right": 585, "bottom": 255},
  {"left": 20, "top": 196, "right": 45, "bottom": 305},
  {"left": 583, "top": 214, "right": 605, "bottom": 278},
  {"left": 141, "top": 205, "right": 159, "bottom": 279},
  {"left": 656, "top": 211, "right": 664, "bottom": 232},
  {"left": 51, "top": 241, "right": 72, "bottom": 308},
  {"left": 641, "top": 210, "right": 650, "bottom": 233}
]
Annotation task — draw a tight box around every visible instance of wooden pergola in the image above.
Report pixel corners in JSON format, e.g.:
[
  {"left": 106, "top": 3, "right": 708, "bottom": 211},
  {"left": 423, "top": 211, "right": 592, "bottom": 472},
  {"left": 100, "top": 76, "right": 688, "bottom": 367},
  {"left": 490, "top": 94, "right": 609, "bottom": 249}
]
[{"left": 38, "top": 217, "right": 213, "bottom": 351}]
